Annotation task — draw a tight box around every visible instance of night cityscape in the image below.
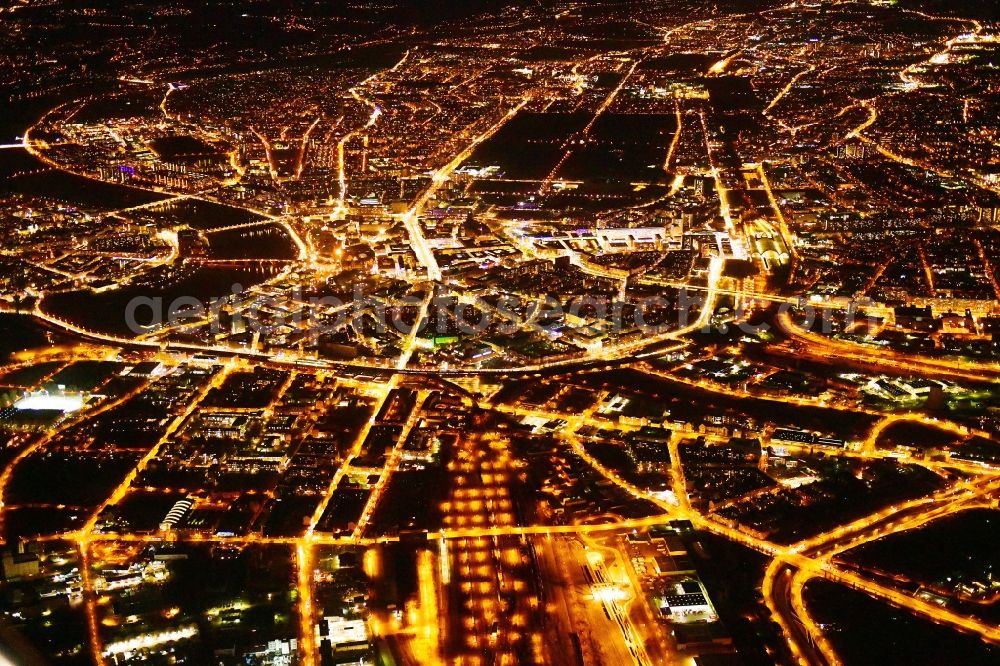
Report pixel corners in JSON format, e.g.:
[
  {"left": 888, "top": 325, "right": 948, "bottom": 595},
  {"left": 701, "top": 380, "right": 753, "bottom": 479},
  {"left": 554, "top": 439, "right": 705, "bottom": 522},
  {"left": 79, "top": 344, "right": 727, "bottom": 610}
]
[{"left": 0, "top": 1, "right": 999, "bottom": 664}]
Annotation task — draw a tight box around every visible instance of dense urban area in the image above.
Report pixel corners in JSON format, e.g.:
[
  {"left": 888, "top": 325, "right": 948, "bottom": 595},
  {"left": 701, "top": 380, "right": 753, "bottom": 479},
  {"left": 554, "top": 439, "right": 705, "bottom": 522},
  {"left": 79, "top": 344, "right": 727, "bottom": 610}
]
[{"left": 0, "top": 0, "right": 999, "bottom": 664}]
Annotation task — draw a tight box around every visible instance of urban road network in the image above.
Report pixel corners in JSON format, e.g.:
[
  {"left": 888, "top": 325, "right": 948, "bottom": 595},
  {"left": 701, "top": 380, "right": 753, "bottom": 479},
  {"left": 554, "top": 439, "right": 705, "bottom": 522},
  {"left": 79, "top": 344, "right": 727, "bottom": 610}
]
[{"left": 1, "top": 1, "right": 999, "bottom": 665}]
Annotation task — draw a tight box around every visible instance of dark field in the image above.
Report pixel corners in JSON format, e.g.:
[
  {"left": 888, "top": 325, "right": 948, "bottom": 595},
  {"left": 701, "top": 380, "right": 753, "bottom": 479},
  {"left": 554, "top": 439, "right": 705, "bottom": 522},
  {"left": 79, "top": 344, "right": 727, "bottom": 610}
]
[{"left": 805, "top": 581, "right": 1000, "bottom": 665}]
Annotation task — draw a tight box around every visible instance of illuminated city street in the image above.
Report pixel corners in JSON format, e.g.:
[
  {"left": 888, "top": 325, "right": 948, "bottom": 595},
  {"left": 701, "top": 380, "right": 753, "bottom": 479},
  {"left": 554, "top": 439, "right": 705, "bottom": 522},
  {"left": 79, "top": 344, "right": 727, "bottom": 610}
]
[{"left": 1, "top": 1, "right": 1000, "bottom": 665}]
